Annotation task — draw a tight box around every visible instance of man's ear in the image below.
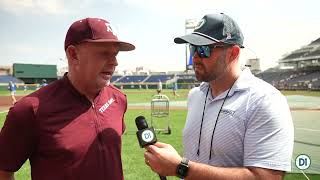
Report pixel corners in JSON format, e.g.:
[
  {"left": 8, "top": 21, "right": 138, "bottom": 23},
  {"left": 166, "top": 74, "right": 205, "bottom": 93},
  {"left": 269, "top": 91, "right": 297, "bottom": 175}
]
[
  {"left": 230, "top": 45, "right": 240, "bottom": 61},
  {"left": 66, "top": 45, "right": 79, "bottom": 65}
]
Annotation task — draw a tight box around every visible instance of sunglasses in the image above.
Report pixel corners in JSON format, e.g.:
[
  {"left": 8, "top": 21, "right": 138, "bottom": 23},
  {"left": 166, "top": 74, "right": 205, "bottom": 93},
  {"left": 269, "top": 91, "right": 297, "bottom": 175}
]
[{"left": 189, "top": 44, "right": 231, "bottom": 58}]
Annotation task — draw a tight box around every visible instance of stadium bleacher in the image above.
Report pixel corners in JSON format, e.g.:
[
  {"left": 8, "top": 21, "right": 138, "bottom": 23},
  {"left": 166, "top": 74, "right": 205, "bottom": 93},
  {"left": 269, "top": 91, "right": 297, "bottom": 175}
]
[
  {"left": 258, "top": 69, "right": 320, "bottom": 90},
  {"left": 116, "top": 75, "right": 148, "bottom": 83},
  {"left": 0, "top": 75, "right": 23, "bottom": 83},
  {"left": 305, "top": 48, "right": 320, "bottom": 57},
  {"left": 257, "top": 36, "right": 320, "bottom": 90},
  {"left": 286, "top": 71, "right": 320, "bottom": 84},
  {"left": 283, "top": 52, "right": 307, "bottom": 60},
  {"left": 177, "top": 74, "right": 196, "bottom": 80},
  {"left": 310, "top": 37, "right": 320, "bottom": 45},
  {"left": 144, "top": 74, "right": 174, "bottom": 82},
  {"left": 111, "top": 75, "right": 123, "bottom": 83}
]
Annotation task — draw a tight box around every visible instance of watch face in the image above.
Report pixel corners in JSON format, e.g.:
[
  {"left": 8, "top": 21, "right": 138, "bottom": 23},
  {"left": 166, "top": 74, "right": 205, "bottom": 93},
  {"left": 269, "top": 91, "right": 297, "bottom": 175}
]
[
  {"left": 177, "top": 164, "right": 188, "bottom": 178},
  {"left": 178, "top": 167, "right": 184, "bottom": 174}
]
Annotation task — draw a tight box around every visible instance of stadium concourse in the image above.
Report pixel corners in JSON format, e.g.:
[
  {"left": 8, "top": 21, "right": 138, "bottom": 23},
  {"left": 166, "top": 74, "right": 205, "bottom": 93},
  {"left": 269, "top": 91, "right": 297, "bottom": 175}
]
[{"left": 256, "top": 37, "right": 320, "bottom": 90}]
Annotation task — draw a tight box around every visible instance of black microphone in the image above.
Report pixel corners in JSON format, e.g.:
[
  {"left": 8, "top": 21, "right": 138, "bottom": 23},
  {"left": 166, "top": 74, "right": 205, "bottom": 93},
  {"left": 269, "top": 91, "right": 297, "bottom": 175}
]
[{"left": 135, "top": 116, "right": 167, "bottom": 180}]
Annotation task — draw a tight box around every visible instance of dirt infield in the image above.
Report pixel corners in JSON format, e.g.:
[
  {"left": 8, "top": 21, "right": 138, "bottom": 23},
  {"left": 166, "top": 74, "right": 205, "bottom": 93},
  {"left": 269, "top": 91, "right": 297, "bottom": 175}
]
[{"left": 0, "top": 96, "right": 24, "bottom": 112}]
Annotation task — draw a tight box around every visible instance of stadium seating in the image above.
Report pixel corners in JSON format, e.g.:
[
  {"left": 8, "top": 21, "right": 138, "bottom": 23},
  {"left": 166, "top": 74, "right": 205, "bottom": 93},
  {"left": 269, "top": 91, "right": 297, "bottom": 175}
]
[
  {"left": 305, "top": 49, "right": 320, "bottom": 57},
  {"left": 258, "top": 69, "right": 320, "bottom": 90},
  {"left": 116, "top": 75, "right": 148, "bottom": 83},
  {"left": 177, "top": 74, "right": 197, "bottom": 80},
  {"left": 286, "top": 71, "right": 320, "bottom": 84},
  {"left": 267, "top": 36, "right": 320, "bottom": 90},
  {"left": 144, "top": 75, "right": 174, "bottom": 82},
  {"left": 310, "top": 37, "right": 320, "bottom": 45},
  {"left": 0, "top": 75, "right": 23, "bottom": 83},
  {"left": 312, "top": 79, "right": 320, "bottom": 88},
  {"left": 283, "top": 52, "right": 307, "bottom": 60},
  {"left": 111, "top": 75, "right": 123, "bottom": 82}
]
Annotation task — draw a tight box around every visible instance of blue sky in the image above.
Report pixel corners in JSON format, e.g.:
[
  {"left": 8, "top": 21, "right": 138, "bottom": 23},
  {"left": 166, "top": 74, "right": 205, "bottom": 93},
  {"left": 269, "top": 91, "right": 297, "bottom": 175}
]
[{"left": 1, "top": 0, "right": 320, "bottom": 72}]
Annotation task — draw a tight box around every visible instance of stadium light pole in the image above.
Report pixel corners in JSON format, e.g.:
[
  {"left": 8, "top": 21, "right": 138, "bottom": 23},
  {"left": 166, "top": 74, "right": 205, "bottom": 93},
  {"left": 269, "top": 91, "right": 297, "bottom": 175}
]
[
  {"left": 185, "top": 19, "right": 198, "bottom": 71},
  {"left": 244, "top": 47, "right": 259, "bottom": 68},
  {"left": 246, "top": 47, "right": 258, "bottom": 60}
]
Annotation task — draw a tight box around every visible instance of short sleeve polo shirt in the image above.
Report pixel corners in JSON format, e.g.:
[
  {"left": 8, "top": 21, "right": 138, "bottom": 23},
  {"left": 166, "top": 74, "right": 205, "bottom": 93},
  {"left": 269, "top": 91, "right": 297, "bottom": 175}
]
[
  {"left": 0, "top": 75, "right": 127, "bottom": 180},
  {"left": 183, "top": 68, "right": 294, "bottom": 172}
]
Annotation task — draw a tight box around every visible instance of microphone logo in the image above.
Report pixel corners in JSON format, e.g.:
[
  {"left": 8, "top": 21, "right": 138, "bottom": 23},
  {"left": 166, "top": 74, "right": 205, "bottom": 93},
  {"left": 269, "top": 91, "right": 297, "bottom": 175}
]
[
  {"left": 135, "top": 116, "right": 157, "bottom": 148},
  {"left": 141, "top": 130, "right": 155, "bottom": 143},
  {"left": 135, "top": 116, "right": 168, "bottom": 180}
]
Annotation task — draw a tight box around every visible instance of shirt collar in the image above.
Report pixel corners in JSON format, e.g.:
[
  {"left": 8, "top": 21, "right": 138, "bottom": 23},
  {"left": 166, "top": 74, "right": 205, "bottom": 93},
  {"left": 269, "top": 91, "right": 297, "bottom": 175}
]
[
  {"left": 232, "top": 67, "right": 253, "bottom": 91},
  {"left": 62, "top": 73, "right": 92, "bottom": 105}
]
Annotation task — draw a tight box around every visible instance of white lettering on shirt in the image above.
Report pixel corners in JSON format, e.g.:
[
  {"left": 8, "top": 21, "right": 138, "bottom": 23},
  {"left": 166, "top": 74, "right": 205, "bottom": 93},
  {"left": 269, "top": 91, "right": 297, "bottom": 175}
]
[{"left": 99, "top": 98, "right": 115, "bottom": 113}]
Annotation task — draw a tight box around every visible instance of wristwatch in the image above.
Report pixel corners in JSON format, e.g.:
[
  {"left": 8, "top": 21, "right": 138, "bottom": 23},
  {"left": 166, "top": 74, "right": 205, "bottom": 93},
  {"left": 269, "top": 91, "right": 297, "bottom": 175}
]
[{"left": 176, "top": 157, "right": 189, "bottom": 179}]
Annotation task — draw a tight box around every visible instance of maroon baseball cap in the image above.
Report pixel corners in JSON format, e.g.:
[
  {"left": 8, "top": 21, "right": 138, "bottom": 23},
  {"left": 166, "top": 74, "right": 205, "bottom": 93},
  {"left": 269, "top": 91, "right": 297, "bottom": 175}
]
[{"left": 64, "top": 18, "right": 135, "bottom": 51}]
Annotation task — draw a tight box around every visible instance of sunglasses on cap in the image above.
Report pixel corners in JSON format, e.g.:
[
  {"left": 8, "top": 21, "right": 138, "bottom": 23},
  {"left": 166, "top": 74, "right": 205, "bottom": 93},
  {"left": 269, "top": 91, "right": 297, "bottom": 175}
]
[{"left": 189, "top": 44, "right": 231, "bottom": 58}]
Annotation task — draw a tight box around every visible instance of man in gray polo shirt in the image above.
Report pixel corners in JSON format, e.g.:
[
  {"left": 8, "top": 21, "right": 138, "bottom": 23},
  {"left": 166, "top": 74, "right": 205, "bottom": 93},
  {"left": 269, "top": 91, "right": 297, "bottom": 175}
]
[{"left": 144, "top": 13, "right": 294, "bottom": 179}]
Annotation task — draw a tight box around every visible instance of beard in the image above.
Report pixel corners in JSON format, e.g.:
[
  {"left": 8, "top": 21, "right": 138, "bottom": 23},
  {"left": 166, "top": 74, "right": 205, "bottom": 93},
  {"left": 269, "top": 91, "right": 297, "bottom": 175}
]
[
  {"left": 194, "top": 64, "right": 219, "bottom": 82},
  {"left": 194, "top": 61, "right": 228, "bottom": 83}
]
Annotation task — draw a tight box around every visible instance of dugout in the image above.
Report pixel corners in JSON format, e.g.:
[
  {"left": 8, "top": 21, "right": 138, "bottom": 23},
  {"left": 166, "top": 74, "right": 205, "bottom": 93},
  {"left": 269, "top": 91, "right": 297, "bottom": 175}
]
[{"left": 13, "top": 63, "right": 57, "bottom": 84}]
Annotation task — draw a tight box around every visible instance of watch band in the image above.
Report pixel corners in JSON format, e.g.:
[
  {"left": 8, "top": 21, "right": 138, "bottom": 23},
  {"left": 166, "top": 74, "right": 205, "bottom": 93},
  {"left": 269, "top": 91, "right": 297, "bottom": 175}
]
[
  {"left": 176, "top": 157, "right": 189, "bottom": 179},
  {"left": 181, "top": 157, "right": 189, "bottom": 166}
]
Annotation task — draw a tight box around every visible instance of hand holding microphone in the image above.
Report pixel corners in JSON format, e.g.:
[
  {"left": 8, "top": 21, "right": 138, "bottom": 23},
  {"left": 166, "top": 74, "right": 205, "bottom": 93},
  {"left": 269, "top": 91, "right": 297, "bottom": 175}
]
[
  {"left": 135, "top": 116, "right": 157, "bottom": 148},
  {"left": 135, "top": 116, "right": 167, "bottom": 180},
  {"left": 135, "top": 116, "right": 183, "bottom": 179}
]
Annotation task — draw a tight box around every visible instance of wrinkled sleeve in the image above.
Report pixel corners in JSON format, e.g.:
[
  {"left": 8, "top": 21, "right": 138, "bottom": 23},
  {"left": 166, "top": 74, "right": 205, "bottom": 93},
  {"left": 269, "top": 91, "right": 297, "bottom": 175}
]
[
  {"left": 0, "top": 102, "right": 37, "bottom": 172},
  {"left": 244, "top": 94, "right": 294, "bottom": 172}
]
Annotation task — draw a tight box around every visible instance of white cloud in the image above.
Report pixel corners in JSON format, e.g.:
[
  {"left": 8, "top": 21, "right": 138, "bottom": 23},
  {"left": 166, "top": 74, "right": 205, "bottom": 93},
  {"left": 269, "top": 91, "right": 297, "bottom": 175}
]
[
  {"left": 0, "top": 0, "right": 67, "bottom": 15},
  {"left": 0, "top": 43, "right": 64, "bottom": 66},
  {"left": 1, "top": 0, "right": 320, "bottom": 72}
]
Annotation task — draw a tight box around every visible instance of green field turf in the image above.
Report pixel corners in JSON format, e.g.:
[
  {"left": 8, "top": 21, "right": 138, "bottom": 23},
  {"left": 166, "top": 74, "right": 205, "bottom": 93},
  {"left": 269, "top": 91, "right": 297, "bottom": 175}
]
[
  {"left": 0, "top": 89, "right": 320, "bottom": 179},
  {"left": 1, "top": 88, "right": 320, "bottom": 98}
]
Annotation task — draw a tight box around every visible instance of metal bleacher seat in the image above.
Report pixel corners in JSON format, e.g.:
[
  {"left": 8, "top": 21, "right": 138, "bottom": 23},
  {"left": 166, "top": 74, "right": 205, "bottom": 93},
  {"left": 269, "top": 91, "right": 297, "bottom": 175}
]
[
  {"left": 0, "top": 75, "right": 23, "bottom": 83},
  {"left": 116, "top": 75, "right": 148, "bottom": 83},
  {"left": 144, "top": 75, "right": 174, "bottom": 82}
]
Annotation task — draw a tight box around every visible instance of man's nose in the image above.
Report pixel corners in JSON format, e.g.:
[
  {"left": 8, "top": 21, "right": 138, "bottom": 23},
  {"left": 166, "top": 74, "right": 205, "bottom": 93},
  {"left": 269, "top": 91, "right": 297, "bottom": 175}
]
[
  {"left": 192, "top": 55, "right": 202, "bottom": 64},
  {"left": 107, "top": 57, "right": 118, "bottom": 66}
]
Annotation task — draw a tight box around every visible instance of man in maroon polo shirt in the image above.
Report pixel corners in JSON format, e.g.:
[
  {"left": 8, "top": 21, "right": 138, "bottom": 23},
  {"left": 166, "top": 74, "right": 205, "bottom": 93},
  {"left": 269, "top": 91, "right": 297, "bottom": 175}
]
[{"left": 0, "top": 17, "right": 135, "bottom": 180}]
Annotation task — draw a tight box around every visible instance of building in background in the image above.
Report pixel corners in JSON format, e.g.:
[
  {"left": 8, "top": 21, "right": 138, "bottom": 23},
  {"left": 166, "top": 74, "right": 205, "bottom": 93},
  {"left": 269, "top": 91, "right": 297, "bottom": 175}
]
[
  {"left": 13, "top": 63, "right": 57, "bottom": 84},
  {"left": 278, "top": 38, "right": 320, "bottom": 69},
  {"left": 245, "top": 58, "right": 261, "bottom": 75}
]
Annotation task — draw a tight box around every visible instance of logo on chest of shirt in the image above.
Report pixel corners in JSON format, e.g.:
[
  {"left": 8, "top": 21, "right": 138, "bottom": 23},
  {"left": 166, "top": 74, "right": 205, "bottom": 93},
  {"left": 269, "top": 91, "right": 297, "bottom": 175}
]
[
  {"left": 221, "top": 109, "right": 235, "bottom": 116},
  {"left": 99, "top": 98, "right": 115, "bottom": 113}
]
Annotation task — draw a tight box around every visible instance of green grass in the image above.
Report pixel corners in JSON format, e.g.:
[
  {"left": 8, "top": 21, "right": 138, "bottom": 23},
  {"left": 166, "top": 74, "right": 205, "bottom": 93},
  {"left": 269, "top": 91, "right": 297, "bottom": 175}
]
[
  {"left": 124, "top": 89, "right": 189, "bottom": 103},
  {"left": 281, "top": 90, "right": 320, "bottom": 97},
  {"left": 2, "top": 110, "right": 319, "bottom": 180},
  {"left": 0, "top": 113, "right": 6, "bottom": 128},
  {"left": 1, "top": 89, "right": 320, "bottom": 179},
  {"left": 1, "top": 89, "right": 320, "bottom": 99},
  {"left": 122, "top": 109, "right": 186, "bottom": 180}
]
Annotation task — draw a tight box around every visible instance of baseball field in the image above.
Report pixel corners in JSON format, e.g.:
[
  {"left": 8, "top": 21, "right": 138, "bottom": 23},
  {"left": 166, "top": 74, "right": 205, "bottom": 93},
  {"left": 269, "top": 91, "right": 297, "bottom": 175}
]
[{"left": 0, "top": 89, "right": 319, "bottom": 180}]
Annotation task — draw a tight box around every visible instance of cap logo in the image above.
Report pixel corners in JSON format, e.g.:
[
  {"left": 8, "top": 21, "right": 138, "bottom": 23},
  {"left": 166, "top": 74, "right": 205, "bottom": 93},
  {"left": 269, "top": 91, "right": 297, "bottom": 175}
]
[
  {"left": 226, "top": 32, "right": 232, "bottom": 40},
  {"left": 105, "top": 22, "right": 118, "bottom": 36},
  {"left": 194, "top": 18, "right": 206, "bottom": 30}
]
